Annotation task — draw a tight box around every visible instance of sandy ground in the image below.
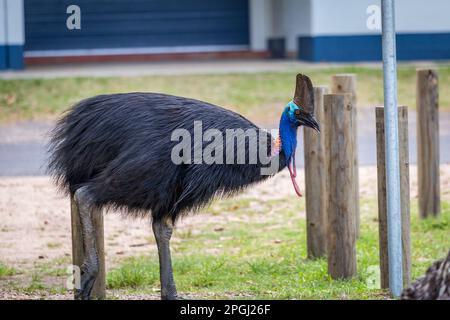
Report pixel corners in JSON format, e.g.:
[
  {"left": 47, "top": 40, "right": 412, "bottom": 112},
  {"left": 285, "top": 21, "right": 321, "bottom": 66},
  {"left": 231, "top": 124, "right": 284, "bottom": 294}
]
[{"left": 0, "top": 165, "right": 449, "bottom": 299}]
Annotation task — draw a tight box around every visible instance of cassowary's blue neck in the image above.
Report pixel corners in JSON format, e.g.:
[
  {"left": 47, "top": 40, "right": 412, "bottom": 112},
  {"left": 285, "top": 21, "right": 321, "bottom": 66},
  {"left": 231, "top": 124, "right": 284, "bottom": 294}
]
[{"left": 278, "top": 112, "right": 298, "bottom": 162}]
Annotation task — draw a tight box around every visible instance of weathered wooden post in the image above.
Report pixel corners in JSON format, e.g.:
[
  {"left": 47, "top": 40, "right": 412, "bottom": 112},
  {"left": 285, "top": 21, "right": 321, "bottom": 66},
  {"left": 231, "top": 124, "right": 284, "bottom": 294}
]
[
  {"left": 304, "top": 86, "right": 329, "bottom": 259},
  {"left": 324, "top": 93, "right": 357, "bottom": 279},
  {"left": 376, "top": 106, "right": 411, "bottom": 288},
  {"left": 416, "top": 69, "right": 440, "bottom": 218},
  {"left": 331, "top": 74, "right": 359, "bottom": 237},
  {"left": 71, "top": 195, "right": 106, "bottom": 299}
]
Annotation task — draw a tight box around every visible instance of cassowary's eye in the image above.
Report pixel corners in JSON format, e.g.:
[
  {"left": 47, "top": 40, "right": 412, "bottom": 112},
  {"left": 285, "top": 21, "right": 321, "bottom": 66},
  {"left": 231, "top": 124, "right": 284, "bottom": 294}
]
[{"left": 294, "top": 109, "right": 301, "bottom": 116}]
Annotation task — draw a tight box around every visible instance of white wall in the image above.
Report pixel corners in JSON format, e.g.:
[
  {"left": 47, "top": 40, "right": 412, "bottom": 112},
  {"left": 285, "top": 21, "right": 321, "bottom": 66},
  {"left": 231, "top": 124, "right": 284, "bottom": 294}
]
[
  {"left": 0, "top": 0, "right": 7, "bottom": 45},
  {"left": 396, "top": 0, "right": 450, "bottom": 33},
  {"left": 310, "top": 0, "right": 380, "bottom": 36},
  {"left": 250, "top": 0, "right": 311, "bottom": 52},
  {"left": 250, "top": 0, "right": 450, "bottom": 52},
  {"left": 310, "top": 0, "right": 450, "bottom": 36},
  {"left": 5, "top": 0, "right": 24, "bottom": 45},
  {"left": 282, "top": 0, "right": 311, "bottom": 52},
  {"left": 249, "top": 0, "right": 272, "bottom": 51}
]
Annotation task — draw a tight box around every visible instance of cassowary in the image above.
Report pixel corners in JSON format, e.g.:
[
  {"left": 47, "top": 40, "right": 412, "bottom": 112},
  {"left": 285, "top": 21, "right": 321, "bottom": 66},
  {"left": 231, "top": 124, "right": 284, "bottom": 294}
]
[
  {"left": 48, "top": 74, "right": 319, "bottom": 300},
  {"left": 401, "top": 250, "right": 450, "bottom": 300}
]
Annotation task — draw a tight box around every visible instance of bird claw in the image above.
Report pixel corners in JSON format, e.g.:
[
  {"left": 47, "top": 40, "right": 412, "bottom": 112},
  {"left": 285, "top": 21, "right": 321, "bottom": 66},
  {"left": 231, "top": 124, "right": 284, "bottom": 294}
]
[
  {"left": 74, "top": 271, "right": 97, "bottom": 300},
  {"left": 162, "top": 294, "right": 186, "bottom": 300}
]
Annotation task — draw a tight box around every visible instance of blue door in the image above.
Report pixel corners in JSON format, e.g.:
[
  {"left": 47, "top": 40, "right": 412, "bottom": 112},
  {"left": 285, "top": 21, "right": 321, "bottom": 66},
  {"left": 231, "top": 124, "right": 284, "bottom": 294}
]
[{"left": 24, "top": 0, "right": 249, "bottom": 53}]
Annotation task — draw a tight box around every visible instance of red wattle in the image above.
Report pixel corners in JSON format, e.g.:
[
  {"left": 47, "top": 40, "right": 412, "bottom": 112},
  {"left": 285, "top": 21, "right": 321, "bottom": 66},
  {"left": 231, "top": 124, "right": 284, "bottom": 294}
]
[
  {"left": 291, "top": 153, "right": 297, "bottom": 177},
  {"left": 288, "top": 156, "right": 302, "bottom": 197}
]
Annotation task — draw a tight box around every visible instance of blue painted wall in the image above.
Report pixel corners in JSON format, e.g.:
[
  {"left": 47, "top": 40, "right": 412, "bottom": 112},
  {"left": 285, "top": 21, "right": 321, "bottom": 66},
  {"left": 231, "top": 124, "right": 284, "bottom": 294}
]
[
  {"left": 7, "top": 45, "right": 24, "bottom": 69},
  {"left": 298, "top": 33, "right": 450, "bottom": 62},
  {"left": 0, "top": 46, "right": 6, "bottom": 69},
  {"left": 0, "top": 45, "right": 24, "bottom": 70},
  {"left": 24, "top": 0, "right": 249, "bottom": 51}
]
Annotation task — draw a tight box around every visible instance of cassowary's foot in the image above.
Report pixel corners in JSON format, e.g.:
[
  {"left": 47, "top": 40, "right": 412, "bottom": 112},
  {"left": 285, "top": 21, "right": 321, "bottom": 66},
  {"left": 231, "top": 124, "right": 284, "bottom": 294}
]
[
  {"left": 153, "top": 218, "right": 179, "bottom": 301},
  {"left": 161, "top": 294, "right": 186, "bottom": 300},
  {"left": 74, "top": 186, "right": 100, "bottom": 300},
  {"left": 74, "top": 266, "right": 98, "bottom": 300}
]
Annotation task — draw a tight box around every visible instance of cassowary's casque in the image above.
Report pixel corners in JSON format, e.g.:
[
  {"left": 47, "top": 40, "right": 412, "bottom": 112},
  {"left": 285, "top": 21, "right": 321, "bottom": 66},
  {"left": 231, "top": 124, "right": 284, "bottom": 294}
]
[
  {"left": 48, "top": 74, "right": 319, "bottom": 300},
  {"left": 401, "top": 250, "right": 450, "bottom": 300}
]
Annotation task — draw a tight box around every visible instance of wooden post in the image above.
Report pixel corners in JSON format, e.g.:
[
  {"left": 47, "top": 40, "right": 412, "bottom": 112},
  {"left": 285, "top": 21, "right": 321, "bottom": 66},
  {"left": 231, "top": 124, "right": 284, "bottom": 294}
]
[
  {"left": 331, "top": 74, "right": 360, "bottom": 237},
  {"left": 324, "top": 94, "right": 357, "bottom": 279},
  {"left": 416, "top": 69, "right": 440, "bottom": 218},
  {"left": 375, "top": 106, "right": 411, "bottom": 288},
  {"left": 71, "top": 195, "right": 106, "bottom": 299},
  {"left": 304, "top": 86, "right": 329, "bottom": 259}
]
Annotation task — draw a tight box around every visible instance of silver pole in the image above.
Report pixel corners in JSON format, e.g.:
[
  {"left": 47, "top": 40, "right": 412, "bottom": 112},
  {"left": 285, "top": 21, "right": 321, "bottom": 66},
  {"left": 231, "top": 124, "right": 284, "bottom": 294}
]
[{"left": 381, "top": 0, "right": 403, "bottom": 297}]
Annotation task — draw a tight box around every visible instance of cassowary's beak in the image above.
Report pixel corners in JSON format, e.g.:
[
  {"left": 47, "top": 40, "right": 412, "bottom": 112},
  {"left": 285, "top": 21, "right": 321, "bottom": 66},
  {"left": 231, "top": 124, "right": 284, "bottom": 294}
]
[{"left": 300, "top": 113, "right": 320, "bottom": 132}]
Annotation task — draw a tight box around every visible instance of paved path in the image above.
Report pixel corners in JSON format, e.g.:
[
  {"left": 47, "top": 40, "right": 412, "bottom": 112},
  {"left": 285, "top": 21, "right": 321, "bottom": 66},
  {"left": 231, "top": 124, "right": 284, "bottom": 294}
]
[
  {"left": 0, "top": 120, "right": 51, "bottom": 176},
  {"left": 1, "top": 109, "right": 449, "bottom": 176},
  {"left": 0, "top": 60, "right": 323, "bottom": 79},
  {"left": 1, "top": 59, "right": 444, "bottom": 79}
]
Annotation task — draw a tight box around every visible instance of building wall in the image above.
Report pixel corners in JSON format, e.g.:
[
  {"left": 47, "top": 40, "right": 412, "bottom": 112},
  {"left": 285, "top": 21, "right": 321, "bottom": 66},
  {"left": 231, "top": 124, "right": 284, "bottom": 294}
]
[
  {"left": 251, "top": 0, "right": 450, "bottom": 61},
  {"left": 249, "top": 0, "right": 310, "bottom": 53},
  {"left": 249, "top": 0, "right": 272, "bottom": 51},
  {"left": 281, "top": 0, "right": 311, "bottom": 53},
  {"left": 2, "top": 0, "right": 450, "bottom": 69},
  {"left": 310, "top": 0, "right": 450, "bottom": 35},
  {"left": 311, "top": 0, "right": 379, "bottom": 36},
  {"left": 3, "top": 0, "right": 252, "bottom": 69},
  {"left": 1, "top": 0, "right": 25, "bottom": 69},
  {"left": 299, "top": 0, "right": 450, "bottom": 61},
  {"left": 25, "top": 0, "right": 249, "bottom": 53}
]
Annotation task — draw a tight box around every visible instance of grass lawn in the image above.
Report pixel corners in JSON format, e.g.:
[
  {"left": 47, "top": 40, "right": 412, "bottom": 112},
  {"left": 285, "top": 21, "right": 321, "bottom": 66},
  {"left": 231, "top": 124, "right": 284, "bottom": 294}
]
[
  {"left": 103, "top": 197, "right": 449, "bottom": 300},
  {"left": 1, "top": 65, "right": 450, "bottom": 123},
  {"left": 0, "top": 263, "right": 16, "bottom": 277},
  {"left": 4, "top": 195, "right": 447, "bottom": 299}
]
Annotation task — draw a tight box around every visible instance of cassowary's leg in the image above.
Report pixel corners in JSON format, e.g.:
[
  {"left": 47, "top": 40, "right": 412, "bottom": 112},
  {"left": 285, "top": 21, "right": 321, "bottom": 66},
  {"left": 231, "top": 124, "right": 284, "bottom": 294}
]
[
  {"left": 74, "top": 186, "right": 100, "bottom": 300},
  {"left": 152, "top": 218, "right": 179, "bottom": 300}
]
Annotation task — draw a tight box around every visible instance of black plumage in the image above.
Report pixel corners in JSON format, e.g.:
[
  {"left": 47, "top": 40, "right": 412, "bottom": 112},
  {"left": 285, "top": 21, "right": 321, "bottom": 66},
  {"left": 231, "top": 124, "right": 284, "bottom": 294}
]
[
  {"left": 401, "top": 250, "right": 450, "bottom": 300},
  {"left": 48, "top": 93, "right": 286, "bottom": 222}
]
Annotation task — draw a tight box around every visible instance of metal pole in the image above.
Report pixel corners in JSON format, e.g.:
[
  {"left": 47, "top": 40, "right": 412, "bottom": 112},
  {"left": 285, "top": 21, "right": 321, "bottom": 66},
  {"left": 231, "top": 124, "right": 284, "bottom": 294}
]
[{"left": 381, "top": 0, "right": 403, "bottom": 297}]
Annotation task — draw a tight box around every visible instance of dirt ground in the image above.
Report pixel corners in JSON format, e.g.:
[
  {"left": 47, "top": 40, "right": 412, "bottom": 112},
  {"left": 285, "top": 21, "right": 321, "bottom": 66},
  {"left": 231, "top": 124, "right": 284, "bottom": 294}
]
[{"left": 0, "top": 165, "right": 449, "bottom": 299}]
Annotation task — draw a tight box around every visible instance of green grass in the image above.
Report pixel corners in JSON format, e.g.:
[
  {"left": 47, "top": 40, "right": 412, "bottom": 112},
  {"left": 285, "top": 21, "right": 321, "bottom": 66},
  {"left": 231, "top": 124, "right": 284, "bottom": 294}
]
[
  {"left": 0, "top": 262, "right": 17, "bottom": 277},
  {"left": 32, "top": 256, "right": 72, "bottom": 277},
  {"left": 1, "top": 65, "right": 450, "bottom": 123},
  {"left": 1, "top": 256, "right": 71, "bottom": 295},
  {"left": 105, "top": 197, "right": 450, "bottom": 300},
  {"left": 46, "top": 242, "right": 62, "bottom": 249},
  {"left": 21, "top": 273, "right": 47, "bottom": 293}
]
